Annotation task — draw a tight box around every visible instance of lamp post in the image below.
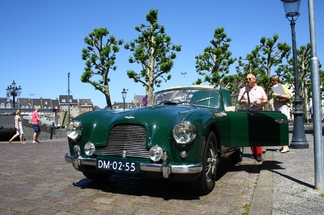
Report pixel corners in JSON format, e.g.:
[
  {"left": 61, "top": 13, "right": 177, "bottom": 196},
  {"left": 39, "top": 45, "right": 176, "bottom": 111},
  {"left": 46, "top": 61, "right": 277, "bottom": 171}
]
[
  {"left": 281, "top": 0, "right": 308, "bottom": 148},
  {"left": 181, "top": 72, "right": 187, "bottom": 86},
  {"left": 121, "top": 88, "right": 128, "bottom": 110},
  {"left": 6, "top": 80, "right": 22, "bottom": 109},
  {"left": 308, "top": 0, "right": 323, "bottom": 190},
  {"left": 30, "top": 93, "right": 34, "bottom": 109},
  {"left": 68, "top": 72, "right": 71, "bottom": 122}
]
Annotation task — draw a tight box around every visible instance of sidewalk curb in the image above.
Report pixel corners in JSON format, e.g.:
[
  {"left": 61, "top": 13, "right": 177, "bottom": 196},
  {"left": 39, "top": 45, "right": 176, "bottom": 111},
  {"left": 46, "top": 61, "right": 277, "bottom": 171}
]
[{"left": 249, "top": 148, "right": 273, "bottom": 215}]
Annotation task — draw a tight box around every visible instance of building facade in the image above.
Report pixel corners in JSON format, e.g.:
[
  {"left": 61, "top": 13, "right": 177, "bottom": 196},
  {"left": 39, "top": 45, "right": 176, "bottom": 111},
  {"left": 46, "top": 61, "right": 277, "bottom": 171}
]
[{"left": 1, "top": 94, "right": 149, "bottom": 116}]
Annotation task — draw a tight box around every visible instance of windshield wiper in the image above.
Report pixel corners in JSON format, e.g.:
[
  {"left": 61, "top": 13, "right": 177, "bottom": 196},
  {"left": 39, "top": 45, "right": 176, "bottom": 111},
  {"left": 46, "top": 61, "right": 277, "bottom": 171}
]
[{"left": 191, "top": 97, "right": 214, "bottom": 105}]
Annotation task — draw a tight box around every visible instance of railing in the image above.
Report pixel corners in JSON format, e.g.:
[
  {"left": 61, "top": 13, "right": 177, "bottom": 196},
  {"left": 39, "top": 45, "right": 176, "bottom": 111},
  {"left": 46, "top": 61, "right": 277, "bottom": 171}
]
[{"left": 0, "top": 108, "right": 60, "bottom": 115}]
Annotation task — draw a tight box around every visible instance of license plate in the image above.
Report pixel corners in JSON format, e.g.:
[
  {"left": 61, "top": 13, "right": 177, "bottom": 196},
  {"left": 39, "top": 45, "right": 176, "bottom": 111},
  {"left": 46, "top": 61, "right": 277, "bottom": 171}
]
[{"left": 96, "top": 159, "right": 138, "bottom": 173}]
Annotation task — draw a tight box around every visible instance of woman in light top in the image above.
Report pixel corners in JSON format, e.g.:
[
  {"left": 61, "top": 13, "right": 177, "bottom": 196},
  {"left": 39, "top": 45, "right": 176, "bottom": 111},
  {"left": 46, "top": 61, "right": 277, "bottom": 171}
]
[
  {"left": 9, "top": 109, "right": 25, "bottom": 144},
  {"left": 270, "top": 75, "right": 291, "bottom": 153}
]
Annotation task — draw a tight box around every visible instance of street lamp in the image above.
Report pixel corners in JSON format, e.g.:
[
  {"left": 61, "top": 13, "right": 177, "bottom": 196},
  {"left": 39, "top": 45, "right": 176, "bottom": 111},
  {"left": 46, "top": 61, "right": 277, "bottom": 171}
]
[
  {"left": 6, "top": 80, "right": 22, "bottom": 109},
  {"left": 68, "top": 72, "right": 71, "bottom": 122},
  {"left": 281, "top": 0, "right": 309, "bottom": 148},
  {"left": 181, "top": 72, "right": 187, "bottom": 86},
  {"left": 30, "top": 93, "right": 34, "bottom": 109},
  {"left": 121, "top": 88, "right": 128, "bottom": 110}
]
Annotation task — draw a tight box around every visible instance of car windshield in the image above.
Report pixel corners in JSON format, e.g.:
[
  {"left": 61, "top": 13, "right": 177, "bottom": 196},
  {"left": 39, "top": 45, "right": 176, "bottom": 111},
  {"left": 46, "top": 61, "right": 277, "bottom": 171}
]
[{"left": 149, "top": 87, "right": 220, "bottom": 108}]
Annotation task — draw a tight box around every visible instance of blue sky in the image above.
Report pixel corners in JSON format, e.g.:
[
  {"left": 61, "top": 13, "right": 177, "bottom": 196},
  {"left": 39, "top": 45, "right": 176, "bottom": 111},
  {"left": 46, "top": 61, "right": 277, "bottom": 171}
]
[{"left": 1, "top": 0, "right": 323, "bottom": 108}]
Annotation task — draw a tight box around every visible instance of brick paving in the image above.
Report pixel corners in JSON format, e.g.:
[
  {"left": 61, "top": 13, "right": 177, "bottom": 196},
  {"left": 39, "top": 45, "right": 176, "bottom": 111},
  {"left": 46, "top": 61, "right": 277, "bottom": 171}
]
[{"left": 0, "top": 140, "right": 261, "bottom": 214}]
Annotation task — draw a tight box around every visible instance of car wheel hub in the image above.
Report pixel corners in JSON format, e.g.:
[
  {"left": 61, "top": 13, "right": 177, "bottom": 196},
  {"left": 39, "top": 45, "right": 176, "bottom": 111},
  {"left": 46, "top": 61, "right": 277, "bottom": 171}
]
[{"left": 206, "top": 148, "right": 217, "bottom": 180}]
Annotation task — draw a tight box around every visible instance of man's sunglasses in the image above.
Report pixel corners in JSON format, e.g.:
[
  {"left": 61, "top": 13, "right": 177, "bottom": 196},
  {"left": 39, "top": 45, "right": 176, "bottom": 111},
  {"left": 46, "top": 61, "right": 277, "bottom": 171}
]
[{"left": 246, "top": 78, "right": 252, "bottom": 81}]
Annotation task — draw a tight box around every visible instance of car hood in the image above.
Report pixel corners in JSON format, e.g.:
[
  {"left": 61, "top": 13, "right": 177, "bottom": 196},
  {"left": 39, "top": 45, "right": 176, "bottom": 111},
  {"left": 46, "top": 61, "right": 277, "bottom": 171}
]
[
  {"left": 78, "top": 105, "right": 197, "bottom": 126},
  {"left": 75, "top": 105, "right": 202, "bottom": 146}
]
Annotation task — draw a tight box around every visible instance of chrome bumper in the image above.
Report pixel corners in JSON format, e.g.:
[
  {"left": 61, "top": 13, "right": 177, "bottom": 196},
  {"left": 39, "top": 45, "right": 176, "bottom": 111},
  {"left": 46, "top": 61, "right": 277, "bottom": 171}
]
[{"left": 65, "top": 152, "right": 202, "bottom": 179}]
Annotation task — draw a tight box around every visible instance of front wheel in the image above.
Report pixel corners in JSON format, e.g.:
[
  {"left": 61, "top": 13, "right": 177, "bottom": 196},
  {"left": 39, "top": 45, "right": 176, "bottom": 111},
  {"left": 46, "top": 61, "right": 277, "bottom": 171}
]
[{"left": 191, "top": 132, "right": 218, "bottom": 195}]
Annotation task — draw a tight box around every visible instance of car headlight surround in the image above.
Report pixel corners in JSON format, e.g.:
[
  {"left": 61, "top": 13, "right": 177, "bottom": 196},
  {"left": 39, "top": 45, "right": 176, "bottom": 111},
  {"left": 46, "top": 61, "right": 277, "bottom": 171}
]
[
  {"left": 84, "top": 142, "right": 96, "bottom": 156},
  {"left": 67, "top": 120, "right": 83, "bottom": 142},
  {"left": 173, "top": 121, "right": 196, "bottom": 144},
  {"left": 149, "top": 146, "right": 164, "bottom": 162}
]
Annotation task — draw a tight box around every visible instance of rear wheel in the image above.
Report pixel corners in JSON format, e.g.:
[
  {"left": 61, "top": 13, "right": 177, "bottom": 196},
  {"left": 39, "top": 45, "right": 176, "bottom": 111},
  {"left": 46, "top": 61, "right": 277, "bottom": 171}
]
[{"left": 191, "top": 132, "right": 218, "bottom": 195}]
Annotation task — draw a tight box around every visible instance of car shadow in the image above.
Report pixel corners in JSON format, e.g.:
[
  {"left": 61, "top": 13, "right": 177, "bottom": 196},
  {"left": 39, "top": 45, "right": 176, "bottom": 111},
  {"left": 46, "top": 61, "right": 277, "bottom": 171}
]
[
  {"left": 72, "top": 154, "right": 272, "bottom": 200},
  {"left": 73, "top": 175, "right": 202, "bottom": 200},
  {"left": 71, "top": 124, "right": 321, "bottom": 200}
]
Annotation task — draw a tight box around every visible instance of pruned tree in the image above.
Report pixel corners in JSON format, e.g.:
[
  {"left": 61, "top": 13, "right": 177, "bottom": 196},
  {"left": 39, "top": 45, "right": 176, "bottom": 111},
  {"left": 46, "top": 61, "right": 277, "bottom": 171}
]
[
  {"left": 81, "top": 28, "right": 123, "bottom": 109},
  {"left": 235, "top": 34, "right": 291, "bottom": 93},
  {"left": 277, "top": 43, "right": 323, "bottom": 121},
  {"left": 124, "top": 9, "right": 181, "bottom": 98},
  {"left": 194, "top": 27, "right": 236, "bottom": 88},
  {"left": 233, "top": 48, "right": 262, "bottom": 94}
]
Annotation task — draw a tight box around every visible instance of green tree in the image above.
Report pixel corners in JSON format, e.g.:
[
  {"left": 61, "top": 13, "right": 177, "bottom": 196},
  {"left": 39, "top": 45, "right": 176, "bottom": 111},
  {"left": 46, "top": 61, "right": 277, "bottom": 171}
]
[
  {"left": 124, "top": 9, "right": 181, "bottom": 98},
  {"left": 278, "top": 44, "right": 311, "bottom": 96},
  {"left": 235, "top": 34, "right": 291, "bottom": 93},
  {"left": 277, "top": 43, "right": 323, "bottom": 121},
  {"left": 81, "top": 28, "right": 123, "bottom": 109},
  {"left": 194, "top": 27, "right": 236, "bottom": 87},
  {"left": 233, "top": 48, "right": 261, "bottom": 94}
]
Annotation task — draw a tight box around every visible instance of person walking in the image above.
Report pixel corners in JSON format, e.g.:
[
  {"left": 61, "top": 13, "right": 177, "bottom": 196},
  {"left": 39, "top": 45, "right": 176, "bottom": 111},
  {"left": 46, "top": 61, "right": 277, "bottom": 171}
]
[
  {"left": 238, "top": 73, "right": 268, "bottom": 162},
  {"left": 32, "top": 106, "right": 42, "bottom": 144},
  {"left": 9, "top": 109, "right": 25, "bottom": 144},
  {"left": 270, "top": 74, "right": 291, "bottom": 153}
]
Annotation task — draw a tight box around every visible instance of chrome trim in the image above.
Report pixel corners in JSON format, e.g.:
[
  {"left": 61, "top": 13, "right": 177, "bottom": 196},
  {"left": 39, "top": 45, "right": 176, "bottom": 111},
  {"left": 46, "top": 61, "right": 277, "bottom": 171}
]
[
  {"left": 65, "top": 154, "right": 96, "bottom": 169},
  {"left": 64, "top": 154, "right": 203, "bottom": 177},
  {"left": 213, "top": 112, "right": 227, "bottom": 117},
  {"left": 162, "top": 151, "right": 171, "bottom": 178},
  {"left": 140, "top": 163, "right": 203, "bottom": 174},
  {"left": 122, "top": 150, "right": 127, "bottom": 158},
  {"left": 95, "top": 125, "right": 147, "bottom": 158},
  {"left": 275, "top": 118, "right": 289, "bottom": 124},
  {"left": 125, "top": 116, "right": 134, "bottom": 119}
]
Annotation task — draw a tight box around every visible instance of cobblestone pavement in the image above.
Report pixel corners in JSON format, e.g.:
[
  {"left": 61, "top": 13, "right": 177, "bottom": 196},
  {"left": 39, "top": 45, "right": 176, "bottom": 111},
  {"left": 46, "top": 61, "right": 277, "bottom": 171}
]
[{"left": 0, "top": 140, "right": 261, "bottom": 215}]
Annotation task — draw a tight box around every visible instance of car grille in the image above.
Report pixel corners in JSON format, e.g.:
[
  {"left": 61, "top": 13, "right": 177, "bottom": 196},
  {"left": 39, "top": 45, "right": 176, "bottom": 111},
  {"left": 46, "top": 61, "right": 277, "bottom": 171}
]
[{"left": 95, "top": 125, "right": 148, "bottom": 158}]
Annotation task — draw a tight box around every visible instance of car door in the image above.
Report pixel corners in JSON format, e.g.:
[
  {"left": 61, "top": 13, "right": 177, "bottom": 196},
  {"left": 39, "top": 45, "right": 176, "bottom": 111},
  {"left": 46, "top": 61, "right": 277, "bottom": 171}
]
[{"left": 216, "top": 110, "right": 289, "bottom": 147}]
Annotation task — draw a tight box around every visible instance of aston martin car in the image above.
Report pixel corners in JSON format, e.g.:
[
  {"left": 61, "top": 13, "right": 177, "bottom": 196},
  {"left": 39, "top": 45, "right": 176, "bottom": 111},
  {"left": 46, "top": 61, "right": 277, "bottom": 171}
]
[{"left": 65, "top": 85, "right": 288, "bottom": 195}]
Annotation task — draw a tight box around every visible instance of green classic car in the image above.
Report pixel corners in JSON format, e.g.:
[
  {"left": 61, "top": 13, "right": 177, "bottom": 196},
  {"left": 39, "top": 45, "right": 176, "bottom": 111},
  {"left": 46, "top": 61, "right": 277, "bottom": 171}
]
[{"left": 65, "top": 85, "right": 288, "bottom": 195}]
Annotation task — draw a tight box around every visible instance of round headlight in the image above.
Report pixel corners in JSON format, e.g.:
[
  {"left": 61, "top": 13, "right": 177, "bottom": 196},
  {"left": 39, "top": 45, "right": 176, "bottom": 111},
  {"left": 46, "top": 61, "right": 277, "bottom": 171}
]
[
  {"left": 173, "top": 121, "right": 196, "bottom": 144},
  {"left": 84, "top": 142, "right": 96, "bottom": 156},
  {"left": 149, "top": 146, "right": 163, "bottom": 162},
  {"left": 67, "top": 120, "right": 82, "bottom": 141}
]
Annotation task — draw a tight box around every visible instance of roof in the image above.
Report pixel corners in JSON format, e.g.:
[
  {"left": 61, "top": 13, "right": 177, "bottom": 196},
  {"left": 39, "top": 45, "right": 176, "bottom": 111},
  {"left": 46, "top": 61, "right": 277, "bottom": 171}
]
[
  {"left": 17, "top": 98, "right": 30, "bottom": 108},
  {"left": 59, "top": 95, "right": 78, "bottom": 104},
  {"left": 41, "top": 98, "right": 53, "bottom": 109},
  {"left": 52, "top": 99, "right": 59, "bottom": 109},
  {"left": 79, "top": 99, "right": 93, "bottom": 107}
]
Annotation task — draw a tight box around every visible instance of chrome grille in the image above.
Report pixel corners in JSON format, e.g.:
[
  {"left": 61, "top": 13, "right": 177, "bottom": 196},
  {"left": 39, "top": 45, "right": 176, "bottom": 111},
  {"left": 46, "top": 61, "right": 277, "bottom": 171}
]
[{"left": 95, "top": 125, "right": 148, "bottom": 158}]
